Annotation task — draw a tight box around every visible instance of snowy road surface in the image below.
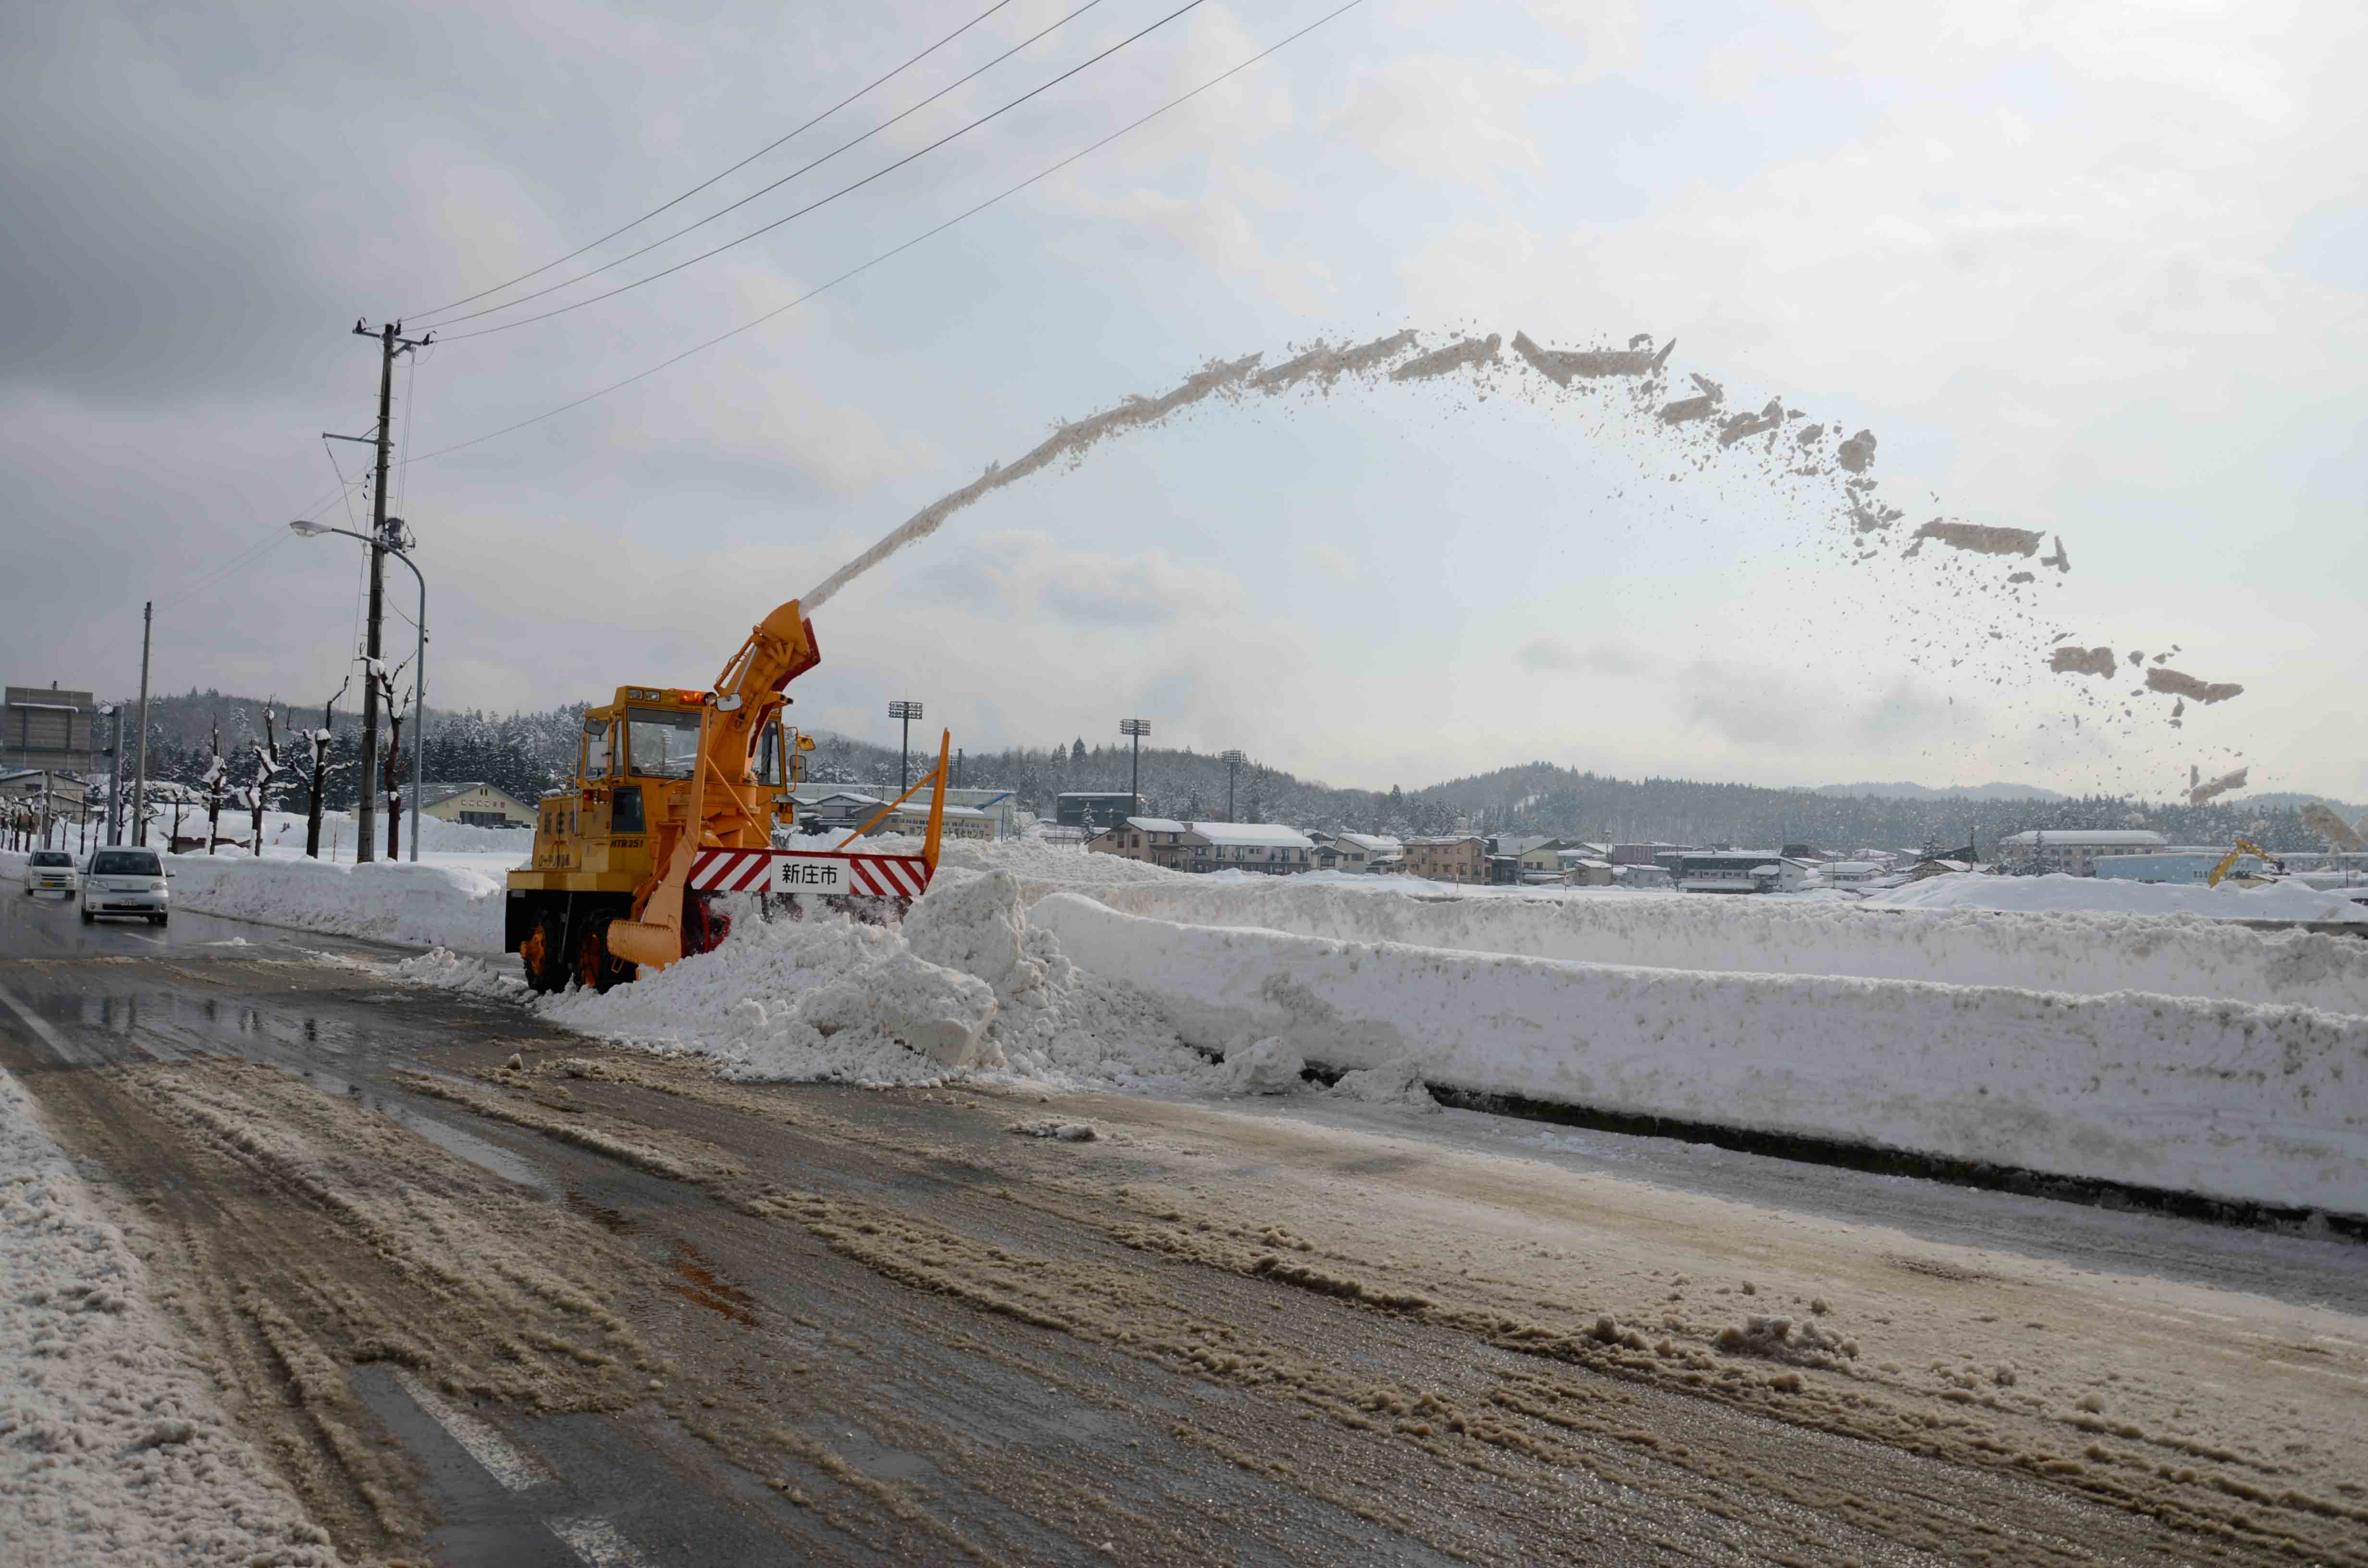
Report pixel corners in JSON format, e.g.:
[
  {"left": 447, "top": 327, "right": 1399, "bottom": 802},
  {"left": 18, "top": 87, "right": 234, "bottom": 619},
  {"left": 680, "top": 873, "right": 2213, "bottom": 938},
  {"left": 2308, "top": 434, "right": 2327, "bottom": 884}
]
[{"left": 2, "top": 892, "right": 2365, "bottom": 1564}]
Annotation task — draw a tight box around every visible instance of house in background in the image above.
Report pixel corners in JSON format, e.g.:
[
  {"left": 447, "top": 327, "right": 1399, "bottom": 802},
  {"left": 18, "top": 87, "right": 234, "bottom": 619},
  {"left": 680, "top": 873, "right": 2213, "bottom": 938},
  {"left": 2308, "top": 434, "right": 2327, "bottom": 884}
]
[
  {"left": 1678, "top": 851, "right": 1810, "bottom": 894},
  {"left": 1996, "top": 829, "right": 2165, "bottom": 875},
  {"left": 396, "top": 781, "right": 536, "bottom": 829},
  {"left": 1089, "top": 820, "right": 1316, "bottom": 874},
  {"left": 1309, "top": 830, "right": 1403, "bottom": 874},
  {"left": 1404, "top": 835, "right": 1486, "bottom": 883},
  {"left": 1185, "top": 822, "right": 1316, "bottom": 874},
  {"left": 1088, "top": 817, "right": 1192, "bottom": 869}
]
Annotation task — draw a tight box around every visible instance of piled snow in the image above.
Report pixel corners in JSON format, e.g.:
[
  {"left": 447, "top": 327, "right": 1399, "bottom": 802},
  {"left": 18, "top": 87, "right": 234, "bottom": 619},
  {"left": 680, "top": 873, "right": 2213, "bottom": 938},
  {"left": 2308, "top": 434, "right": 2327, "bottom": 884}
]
[
  {"left": 504, "top": 870, "right": 1221, "bottom": 1092},
  {"left": 0, "top": 1067, "right": 335, "bottom": 1564},
  {"left": 1218, "top": 1037, "right": 1307, "bottom": 1096},
  {"left": 166, "top": 853, "right": 506, "bottom": 951},
  {"left": 1864, "top": 870, "right": 2367, "bottom": 922},
  {"left": 1076, "top": 875, "right": 2368, "bottom": 1012},
  {"left": 1029, "top": 894, "right": 2368, "bottom": 1214},
  {"left": 856, "top": 831, "right": 1187, "bottom": 894},
  {"left": 247, "top": 807, "right": 530, "bottom": 858}
]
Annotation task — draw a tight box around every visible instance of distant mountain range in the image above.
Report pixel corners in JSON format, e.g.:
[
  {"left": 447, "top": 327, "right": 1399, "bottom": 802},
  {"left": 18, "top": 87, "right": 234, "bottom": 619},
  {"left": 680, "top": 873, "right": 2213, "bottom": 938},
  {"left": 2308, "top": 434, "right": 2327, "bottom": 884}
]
[{"left": 1813, "top": 781, "right": 2069, "bottom": 803}]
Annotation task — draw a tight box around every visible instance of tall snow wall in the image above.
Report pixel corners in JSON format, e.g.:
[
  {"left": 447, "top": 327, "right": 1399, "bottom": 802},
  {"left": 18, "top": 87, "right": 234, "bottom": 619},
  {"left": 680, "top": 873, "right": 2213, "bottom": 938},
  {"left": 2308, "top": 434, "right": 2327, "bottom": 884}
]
[
  {"left": 1073, "top": 878, "right": 2368, "bottom": 1014},
  {"left": 1031, "top": 894, "right": 2368, "bottom": 1216},
  {"left": 163, "top": 855, "right": 506, "bottom": 951}
]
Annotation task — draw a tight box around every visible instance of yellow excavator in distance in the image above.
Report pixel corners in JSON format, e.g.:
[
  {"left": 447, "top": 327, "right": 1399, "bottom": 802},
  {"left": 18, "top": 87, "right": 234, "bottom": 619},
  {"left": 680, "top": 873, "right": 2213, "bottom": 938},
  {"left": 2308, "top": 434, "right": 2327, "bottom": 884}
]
[
  {"left": 504, "top": 599, "right": 950, "bottom": 993},
  {"left": 2205, "top": 838, "right": 2280, "bottom": 889}
]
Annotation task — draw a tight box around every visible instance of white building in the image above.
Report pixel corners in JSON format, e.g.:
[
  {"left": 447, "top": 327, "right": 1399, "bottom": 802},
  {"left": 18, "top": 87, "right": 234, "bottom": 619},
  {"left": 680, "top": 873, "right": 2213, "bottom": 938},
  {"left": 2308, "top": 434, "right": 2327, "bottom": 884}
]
[
  {"left": 1996, "top": 829, "right": 2168, "bottom": 876},
  {"left": 1090, "top": 819, "right": 1316, "bottom": 874},
  {"left": 1678, "top": 852, "right": 1810, "bottom": 894}
]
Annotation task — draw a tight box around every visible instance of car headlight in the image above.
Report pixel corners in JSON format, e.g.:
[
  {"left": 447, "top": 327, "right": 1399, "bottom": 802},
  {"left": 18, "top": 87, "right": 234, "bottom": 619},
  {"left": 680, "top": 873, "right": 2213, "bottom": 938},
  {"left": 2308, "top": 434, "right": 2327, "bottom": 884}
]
[{"left": 149, "top": 881, "right": 168, "bottom": 892}]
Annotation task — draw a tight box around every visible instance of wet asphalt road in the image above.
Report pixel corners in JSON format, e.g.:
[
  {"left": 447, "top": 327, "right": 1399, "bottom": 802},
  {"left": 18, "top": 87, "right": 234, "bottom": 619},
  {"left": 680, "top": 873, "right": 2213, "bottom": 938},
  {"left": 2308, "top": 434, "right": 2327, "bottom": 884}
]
[{"left": 2, "top": 886, "right": 2364, "bottom": 1565}]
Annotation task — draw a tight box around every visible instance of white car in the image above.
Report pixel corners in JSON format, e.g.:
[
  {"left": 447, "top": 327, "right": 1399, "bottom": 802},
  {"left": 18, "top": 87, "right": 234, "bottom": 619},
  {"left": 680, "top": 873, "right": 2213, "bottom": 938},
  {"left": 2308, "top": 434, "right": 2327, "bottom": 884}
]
[
  {"left": 24, "top": 849, "right": 76, "bottom": 897},
  {"left": 81, "top": 846, "right": 170, "bottom": 926}
]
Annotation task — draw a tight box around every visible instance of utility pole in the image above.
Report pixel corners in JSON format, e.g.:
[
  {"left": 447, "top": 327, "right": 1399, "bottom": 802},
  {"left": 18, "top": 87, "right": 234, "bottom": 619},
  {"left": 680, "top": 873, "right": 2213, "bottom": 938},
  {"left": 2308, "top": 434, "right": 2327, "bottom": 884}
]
[
  {"left": 888, "top": 700, "right": 923, "bottom": 793},
  {"left": 346, "top": 318, "right": 430, "bottom": 862},
  {"left": 1221, "top": 748, "right": 1246, "bottom": 823},
  {"left": 1120, "top": 719, "right": 1149, "bottom": 818},
  {"left": 99, "top": 704, "right": 119, "bottom": 845},
  {"left": 132, "top": 601, "right": 152, "bottom": 846}
]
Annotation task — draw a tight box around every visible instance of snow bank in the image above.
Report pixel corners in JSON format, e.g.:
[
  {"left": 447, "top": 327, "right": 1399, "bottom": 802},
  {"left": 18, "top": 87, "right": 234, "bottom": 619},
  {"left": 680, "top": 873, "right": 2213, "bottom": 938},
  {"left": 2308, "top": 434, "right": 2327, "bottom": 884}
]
[
  {"left": 0, "top": 1067, "right": 335, "bottom": 1564},
  {"left": 1029, "top": 894, "right": 2368, "bottom": 1215},
  {"left": 1864, "top": 870, "right": 2368, "bottom": 922},
  {"left": 503, "top": 870, "right": 1219, "bottom": 1092},
  {"left": 247, "top": 807, "right": 531, "bottom": 858},
  {"left": 1075, "top": 876, "right": 2368, "bottom": 1014},
  {"left": 168, "top": 853, "right": 506, "bottom": 951}
]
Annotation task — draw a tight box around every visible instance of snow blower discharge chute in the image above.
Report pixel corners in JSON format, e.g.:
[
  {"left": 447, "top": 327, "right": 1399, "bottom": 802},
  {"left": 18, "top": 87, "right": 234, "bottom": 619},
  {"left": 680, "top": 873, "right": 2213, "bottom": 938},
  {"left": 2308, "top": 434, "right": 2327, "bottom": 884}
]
[{"left": 503, "top": 599, "right": 950, "bottom": 992}]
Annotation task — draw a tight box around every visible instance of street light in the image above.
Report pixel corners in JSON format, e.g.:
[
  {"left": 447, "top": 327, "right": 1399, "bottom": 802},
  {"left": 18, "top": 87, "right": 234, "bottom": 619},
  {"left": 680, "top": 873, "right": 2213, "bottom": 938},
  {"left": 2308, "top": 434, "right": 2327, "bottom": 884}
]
[
  {"left": 1119, "top": 720, "right": 1149, "bottom": 821},
  {"left": 290, "top": 517, "right": 427, "bottom": 861},
  {"left": 888, "top": 700, "right": 923, "bottom": 793},
  {"left": 1220, "top": 749, "right": 1246, "bottom": 823}
]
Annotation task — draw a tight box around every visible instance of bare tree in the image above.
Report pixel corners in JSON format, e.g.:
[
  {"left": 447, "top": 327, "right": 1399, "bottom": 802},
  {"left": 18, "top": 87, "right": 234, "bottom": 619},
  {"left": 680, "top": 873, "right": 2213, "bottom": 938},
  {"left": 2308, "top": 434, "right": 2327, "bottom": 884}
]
[
  {"left": 367, "top": 657, "right": 414, "bottom": 861},
  {"left": 302, "top": 678, "right": 349, "bottom": 859},
  {"left": 242, "top": 703, "right": 291, "bottom": 857},
  {"left": 200, "top": 720, "right": 228, "bottom": 854}
]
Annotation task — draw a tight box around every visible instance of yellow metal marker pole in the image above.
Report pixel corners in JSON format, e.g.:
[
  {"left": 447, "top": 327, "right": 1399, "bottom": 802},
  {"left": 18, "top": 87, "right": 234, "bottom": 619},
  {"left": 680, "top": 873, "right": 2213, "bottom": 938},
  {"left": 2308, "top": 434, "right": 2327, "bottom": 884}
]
[{"left": 923, "top": 729, "right": 950, "bottom": 876}]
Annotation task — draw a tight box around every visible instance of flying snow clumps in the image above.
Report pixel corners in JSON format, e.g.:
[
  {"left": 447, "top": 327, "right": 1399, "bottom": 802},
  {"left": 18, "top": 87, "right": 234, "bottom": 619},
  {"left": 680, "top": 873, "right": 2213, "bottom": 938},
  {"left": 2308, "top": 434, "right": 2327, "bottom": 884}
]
[
  {"left": 0, "top": 1068, "right": 335, "bottom": 1565},
  {"left": 527, "top": 870, "right": 1224, "bottom": 1093}
]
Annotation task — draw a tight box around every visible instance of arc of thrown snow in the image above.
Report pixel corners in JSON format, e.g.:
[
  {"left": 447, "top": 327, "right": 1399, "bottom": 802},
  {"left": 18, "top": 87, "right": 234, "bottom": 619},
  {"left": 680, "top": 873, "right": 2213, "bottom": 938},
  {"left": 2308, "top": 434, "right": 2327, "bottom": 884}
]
[{"left": 802, "top": 331, "right": 1439, "bottom": 611}]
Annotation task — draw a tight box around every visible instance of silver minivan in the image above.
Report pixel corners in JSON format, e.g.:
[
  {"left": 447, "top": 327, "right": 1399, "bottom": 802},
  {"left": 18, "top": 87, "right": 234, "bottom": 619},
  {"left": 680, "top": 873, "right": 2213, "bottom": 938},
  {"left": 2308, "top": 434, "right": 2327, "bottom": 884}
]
[{"left": 82, "top": 846, "right": 170, "bottom": 926}]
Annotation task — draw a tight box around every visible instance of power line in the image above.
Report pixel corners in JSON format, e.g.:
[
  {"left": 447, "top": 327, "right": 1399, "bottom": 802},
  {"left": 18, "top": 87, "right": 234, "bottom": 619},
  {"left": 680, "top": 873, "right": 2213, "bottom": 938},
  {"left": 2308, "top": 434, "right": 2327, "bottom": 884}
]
[
  {"left": 408, "top": 0, "right": 1016, "bottom": 323},
  {"left": 436, "top": 0, "right": 1206, "bottom": 341},
  {"left": 421, "top": 0, "right": 1109, "bottom": 332},
  {"left": 403, "top": 0, "right": 1366, "bottom": 466}
]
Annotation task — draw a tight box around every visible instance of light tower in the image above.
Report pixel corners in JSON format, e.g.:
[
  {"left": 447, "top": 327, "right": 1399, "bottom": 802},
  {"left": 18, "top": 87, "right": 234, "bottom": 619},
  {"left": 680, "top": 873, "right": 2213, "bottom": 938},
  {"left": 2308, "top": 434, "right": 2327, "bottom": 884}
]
[
  {"left": 888, "top": 700, "right": 924, "bottom": 792},
  {"left": 1119, "top": 719, "right": 1149, "bottom": 821},
  {"left": 1221, "top": 749, "right": 1247, "bottom": 823}
]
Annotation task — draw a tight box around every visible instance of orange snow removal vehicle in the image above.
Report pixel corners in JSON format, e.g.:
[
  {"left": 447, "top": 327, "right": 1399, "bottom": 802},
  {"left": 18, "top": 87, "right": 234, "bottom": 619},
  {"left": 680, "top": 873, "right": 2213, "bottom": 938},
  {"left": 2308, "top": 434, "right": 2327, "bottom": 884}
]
[{"left": 504, "top": 599, "right": 950, "bottom": 992}]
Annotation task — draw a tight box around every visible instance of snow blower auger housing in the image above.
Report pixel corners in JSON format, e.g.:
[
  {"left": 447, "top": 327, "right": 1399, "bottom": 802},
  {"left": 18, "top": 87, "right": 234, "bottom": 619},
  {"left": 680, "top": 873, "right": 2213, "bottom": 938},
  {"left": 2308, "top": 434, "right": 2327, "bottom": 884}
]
[{"left": 504, "top": 599, "right": 951, "bottom": 993}]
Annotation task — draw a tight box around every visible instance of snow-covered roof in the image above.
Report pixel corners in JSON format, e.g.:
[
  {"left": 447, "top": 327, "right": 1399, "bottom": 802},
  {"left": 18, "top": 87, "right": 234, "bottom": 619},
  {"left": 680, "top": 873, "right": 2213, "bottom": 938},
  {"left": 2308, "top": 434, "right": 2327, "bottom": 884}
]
[
  {"left": 1336, "top": 832, "right": 1400, "bottom": 852},
  {"left": 1122, "top": 817, "right": 1188, "bottom": 833},
  {"left": 1192, "top": 822, "right": 1315, "bottom": 849},
  {"left": 1998, "top": 829, "right": 2167, "bottom": 847},
  {"left": 1826, "top": 861, "right": 1880, "bottom": 875},
  {"left": 396, "top": 781, "right": 529, "bottom": 811}
]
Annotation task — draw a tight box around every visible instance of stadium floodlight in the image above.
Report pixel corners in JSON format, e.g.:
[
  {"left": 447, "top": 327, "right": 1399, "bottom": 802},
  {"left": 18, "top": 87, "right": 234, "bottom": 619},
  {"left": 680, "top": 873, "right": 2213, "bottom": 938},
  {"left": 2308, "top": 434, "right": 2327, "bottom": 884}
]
[
  {"left": 1119, "top": 720, "right": 1150, "bottom": 820},
  {"left": 888, "top": 700, "right": 924, "bottom": 791}
]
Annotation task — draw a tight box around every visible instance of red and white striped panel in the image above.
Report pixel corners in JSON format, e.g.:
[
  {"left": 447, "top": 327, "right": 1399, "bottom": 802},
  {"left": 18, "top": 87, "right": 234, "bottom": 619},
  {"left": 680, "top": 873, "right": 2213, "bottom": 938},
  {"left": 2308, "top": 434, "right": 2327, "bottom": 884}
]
[{"left": 687, "top": 848, "right": 932, "bottom": 900}]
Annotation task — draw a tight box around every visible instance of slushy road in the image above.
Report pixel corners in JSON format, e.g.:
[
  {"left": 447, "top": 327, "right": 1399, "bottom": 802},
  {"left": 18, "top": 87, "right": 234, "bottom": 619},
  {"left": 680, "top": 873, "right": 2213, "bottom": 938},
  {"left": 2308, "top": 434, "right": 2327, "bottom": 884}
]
[{"left": 4, "top": 887, "right": 2363, "bottom": 1565}]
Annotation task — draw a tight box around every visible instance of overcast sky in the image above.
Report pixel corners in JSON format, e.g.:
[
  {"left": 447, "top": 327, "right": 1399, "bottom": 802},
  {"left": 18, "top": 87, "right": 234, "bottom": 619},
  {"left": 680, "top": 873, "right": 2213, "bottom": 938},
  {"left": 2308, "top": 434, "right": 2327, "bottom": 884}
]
[{"left": 3, "top": 0, "right": 2360, "bottom": 800}]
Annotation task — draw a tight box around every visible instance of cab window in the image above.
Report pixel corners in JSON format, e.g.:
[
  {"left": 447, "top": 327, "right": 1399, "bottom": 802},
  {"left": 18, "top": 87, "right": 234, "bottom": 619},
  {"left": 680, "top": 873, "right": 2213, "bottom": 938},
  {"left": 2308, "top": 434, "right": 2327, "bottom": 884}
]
[
  {"left": 582, "top": 715, "right": 615, "bottom": 777},
  {"left": 626, "top": 708, "right": 702, "bottom": 779},
  {"left": 755, "top": 719, "right": 783, "bottom": 787}
]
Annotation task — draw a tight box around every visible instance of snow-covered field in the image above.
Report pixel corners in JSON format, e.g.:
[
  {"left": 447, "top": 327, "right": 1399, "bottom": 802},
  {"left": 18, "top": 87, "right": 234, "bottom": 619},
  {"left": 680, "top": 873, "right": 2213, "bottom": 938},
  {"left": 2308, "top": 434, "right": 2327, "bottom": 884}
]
[
  {"left": 1864, "top": 869, "right": 2368, "bottom": 922},
  {"left": 0, "top": 1067, "right": 335, "bottom": 1564},
  {"left": 1079, "top": 872, "right": 2368, "bottom": 1011}
]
